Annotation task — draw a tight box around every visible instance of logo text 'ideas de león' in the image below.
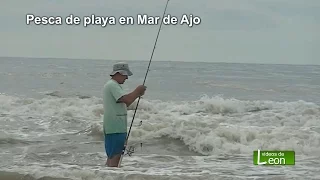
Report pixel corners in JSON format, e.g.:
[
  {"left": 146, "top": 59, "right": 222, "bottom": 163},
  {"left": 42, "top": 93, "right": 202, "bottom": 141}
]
[{"left": 253, "top": 149, "right": 295, "bottom": 165}]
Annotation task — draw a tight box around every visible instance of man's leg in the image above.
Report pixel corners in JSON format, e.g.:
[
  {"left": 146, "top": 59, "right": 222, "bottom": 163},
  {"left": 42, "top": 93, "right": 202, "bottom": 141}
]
[
  {"left": 104, "top": 133, "right": 126, "bottom": 167},
  {"left": 106, "top": 154, "right": 122, "bottom": 167}
]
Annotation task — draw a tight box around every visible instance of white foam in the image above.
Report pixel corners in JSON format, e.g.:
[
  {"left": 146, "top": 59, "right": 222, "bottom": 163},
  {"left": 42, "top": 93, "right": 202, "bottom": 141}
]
[
  {"left": 1, "top": 94, "right": 319, "bottom": 156},
  {"left": 1, "top": 152, "right": 319, "bottom": 180}
]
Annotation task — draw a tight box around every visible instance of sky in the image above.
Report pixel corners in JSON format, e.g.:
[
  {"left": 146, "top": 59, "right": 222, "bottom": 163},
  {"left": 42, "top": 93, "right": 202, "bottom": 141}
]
[{"left": 0, "top": 0, "right": 319, "bottom": 65}]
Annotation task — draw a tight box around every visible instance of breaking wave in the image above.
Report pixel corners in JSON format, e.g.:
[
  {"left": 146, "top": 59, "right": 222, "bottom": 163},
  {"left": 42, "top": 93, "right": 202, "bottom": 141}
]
[{"left": 1, "top": 94, "right": 320, "bottom": 156}]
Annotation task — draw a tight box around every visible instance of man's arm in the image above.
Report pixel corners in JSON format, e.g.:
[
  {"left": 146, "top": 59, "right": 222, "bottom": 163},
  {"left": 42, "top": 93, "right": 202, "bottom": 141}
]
[
  {"left": 109, "top": 83, "right": 145, "bottom": 107},
  {"left": 117, "top": 90, "right": 140, "bottom": 107}
]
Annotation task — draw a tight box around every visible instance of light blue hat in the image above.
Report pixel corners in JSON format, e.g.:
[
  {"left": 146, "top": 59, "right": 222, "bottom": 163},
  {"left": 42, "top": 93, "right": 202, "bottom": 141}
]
[{"left": 110, "top": 62, "right": 133, "bottom": 76}]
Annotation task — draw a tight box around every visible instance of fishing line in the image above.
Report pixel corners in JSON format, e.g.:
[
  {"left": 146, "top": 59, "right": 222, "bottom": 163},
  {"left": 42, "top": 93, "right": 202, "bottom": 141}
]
[{"left": 118, "top": 0, "right": 171, "bottom": 167}]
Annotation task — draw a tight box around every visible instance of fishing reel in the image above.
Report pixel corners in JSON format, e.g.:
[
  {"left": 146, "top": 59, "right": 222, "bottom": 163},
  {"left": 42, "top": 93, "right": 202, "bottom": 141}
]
[
  {"left": 124, "top": 142, "right": 143, "bottom": 156},
  {"left": 124, "top": 146, "right": 135, "bottom": 156}
]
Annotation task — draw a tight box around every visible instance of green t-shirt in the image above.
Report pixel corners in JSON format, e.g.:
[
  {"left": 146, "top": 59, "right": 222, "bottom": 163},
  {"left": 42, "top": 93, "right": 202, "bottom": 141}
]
[{"left": 103, "top": 79, "right": 127, "bottom": 134}]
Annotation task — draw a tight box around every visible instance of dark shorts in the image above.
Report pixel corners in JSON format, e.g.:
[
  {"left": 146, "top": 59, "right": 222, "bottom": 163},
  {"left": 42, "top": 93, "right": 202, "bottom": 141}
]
[{"left": 104, "top": 133, "right": 127, "bottom": 158}]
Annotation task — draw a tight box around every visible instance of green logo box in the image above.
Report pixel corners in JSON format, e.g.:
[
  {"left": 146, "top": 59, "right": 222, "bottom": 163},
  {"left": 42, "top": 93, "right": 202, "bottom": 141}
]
[{"left": 253, "top": 150, "right": 295, "bottom": 165}]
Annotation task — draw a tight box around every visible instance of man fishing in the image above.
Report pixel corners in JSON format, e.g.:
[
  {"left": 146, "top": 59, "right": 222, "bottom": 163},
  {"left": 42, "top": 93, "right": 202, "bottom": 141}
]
[{"left": 102, "top": 62, "right": 146, "bottom": 167}]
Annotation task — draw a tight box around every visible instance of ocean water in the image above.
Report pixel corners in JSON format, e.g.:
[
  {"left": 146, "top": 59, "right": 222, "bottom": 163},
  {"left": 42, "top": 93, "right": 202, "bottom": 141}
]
[{"left": 0, "top": 57, "right": 320, "bottom": 180}]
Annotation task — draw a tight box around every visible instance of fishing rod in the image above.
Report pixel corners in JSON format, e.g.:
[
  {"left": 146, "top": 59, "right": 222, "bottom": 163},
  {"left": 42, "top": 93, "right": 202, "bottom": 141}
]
[{"left": 118, "top": 0, "right": 171, "bottom": 167}]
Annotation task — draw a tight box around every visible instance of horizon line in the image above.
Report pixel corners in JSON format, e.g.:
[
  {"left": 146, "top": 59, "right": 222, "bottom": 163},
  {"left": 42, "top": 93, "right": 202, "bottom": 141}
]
[{"left": 0, "top": 55, "right": 318, "bottom": 66}]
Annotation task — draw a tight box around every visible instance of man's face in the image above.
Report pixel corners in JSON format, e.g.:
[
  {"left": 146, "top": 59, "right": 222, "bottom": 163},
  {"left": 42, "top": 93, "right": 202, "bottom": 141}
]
[{"left": 119, "top": 74, "right": 128, "bottom": 84}]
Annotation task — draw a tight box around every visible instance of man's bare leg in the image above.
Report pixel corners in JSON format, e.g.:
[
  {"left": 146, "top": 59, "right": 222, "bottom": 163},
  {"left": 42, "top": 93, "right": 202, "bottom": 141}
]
[{"left": 106, "top": 154, "right": 121, "bottom": 167}]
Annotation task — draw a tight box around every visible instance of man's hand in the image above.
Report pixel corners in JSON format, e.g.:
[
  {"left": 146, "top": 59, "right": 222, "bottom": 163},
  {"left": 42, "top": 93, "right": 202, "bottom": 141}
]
[{"left": 135, "top": 85, "right": 147, "bottom": 96}]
